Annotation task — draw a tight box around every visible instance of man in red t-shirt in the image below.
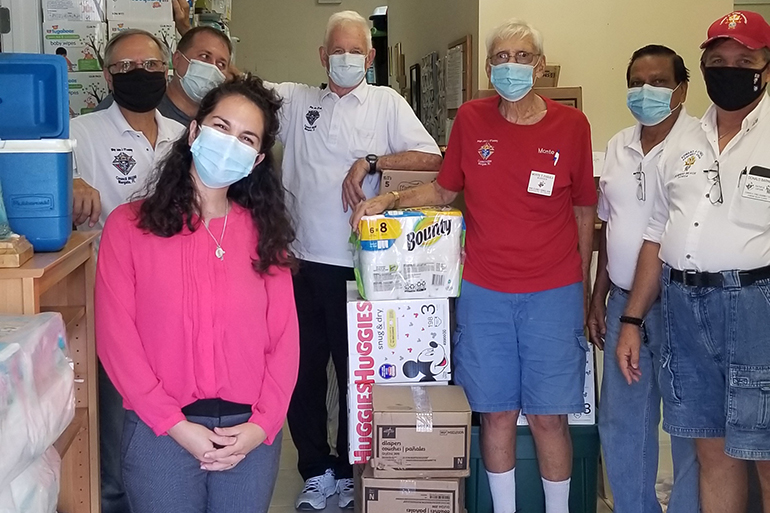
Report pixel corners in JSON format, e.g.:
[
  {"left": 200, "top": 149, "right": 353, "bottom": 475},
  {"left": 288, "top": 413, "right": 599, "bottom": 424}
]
[{"left": 352, "top": 19, "right": 596, "bottom": 513}]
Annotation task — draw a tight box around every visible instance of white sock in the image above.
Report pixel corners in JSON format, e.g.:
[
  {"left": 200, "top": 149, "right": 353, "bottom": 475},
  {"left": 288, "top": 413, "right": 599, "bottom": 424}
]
[
  {"left": 486, "top": 468, "right": 516, "bottom": 513},
  {"left": 542, "top": 477, "right": 571, "bottom": 513}
]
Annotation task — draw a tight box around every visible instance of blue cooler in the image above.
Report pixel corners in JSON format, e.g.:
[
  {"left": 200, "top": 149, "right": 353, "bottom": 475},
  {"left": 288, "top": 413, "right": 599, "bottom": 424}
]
[{"left": 0, "top": 53, "right": 73, "bottom": 252}]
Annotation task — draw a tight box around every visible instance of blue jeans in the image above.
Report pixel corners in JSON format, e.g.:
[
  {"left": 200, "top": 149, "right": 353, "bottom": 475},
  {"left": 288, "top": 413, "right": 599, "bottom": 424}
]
[
  {"left": 121, "top": 410, "right": 282, "bottom": 513},
  {"left": 454, "top": 280, "right": 587, "bottom": 414},
  {"left": 660, "top": 267, "right": 770, "bottom": 460},
  {"left": 599, "top": 285, "right": 700, "bottom": 513}
]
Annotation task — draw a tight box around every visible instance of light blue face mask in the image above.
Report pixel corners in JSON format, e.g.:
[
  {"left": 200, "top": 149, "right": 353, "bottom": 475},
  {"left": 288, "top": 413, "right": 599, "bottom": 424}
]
[
  {"left": 190, "top": 125, "right": 259, "bottom": 189},
  {"left": 490, "top": 62, "right": 535, "bottom": 102},
  {"left": 626, "top": 83, "right": 681, "bottom": 126},
  {"left": 328, "top": 53, "right": 367, "bottom": 89}
]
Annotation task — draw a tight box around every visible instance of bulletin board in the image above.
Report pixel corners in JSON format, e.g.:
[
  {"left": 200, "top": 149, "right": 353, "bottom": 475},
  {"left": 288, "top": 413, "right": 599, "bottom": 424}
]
[{"left": 446, "top": 35, "right": 472, "bottom": 117}]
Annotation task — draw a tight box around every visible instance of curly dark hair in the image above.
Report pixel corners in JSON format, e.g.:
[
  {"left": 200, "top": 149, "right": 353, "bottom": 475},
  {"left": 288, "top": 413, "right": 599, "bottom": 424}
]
[{"left": 136, "top": 74, "right": 295, "bottom": 273}]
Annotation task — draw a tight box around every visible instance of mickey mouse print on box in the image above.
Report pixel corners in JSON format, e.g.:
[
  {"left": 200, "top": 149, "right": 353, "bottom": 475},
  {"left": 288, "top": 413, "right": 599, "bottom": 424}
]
[{"left": 347, "top": 282, "right": 450, "bottom": 386}]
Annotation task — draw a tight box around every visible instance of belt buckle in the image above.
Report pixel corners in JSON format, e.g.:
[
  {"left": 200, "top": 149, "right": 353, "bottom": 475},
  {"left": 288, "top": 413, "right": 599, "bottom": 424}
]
[{"left": 683, "top": 269, "right": 698, "bottom": 287}]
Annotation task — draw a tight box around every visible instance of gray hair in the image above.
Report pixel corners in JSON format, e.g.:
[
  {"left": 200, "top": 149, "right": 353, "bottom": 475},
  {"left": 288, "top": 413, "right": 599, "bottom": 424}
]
[
  {"left": 486, "top": 18, "right": 544, "bottom": 57},
  {"left": 324, "top": 11, "right": 372, "bottom": 51},
  {"left": 104, "top": 29, "right": 171, "bottom": 67}
]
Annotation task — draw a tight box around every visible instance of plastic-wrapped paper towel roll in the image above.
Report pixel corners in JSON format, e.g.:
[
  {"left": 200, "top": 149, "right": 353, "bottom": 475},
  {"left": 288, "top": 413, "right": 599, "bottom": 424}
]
[
  {"left": 0, "top": 313, "right": 74, "bottom": 490},
  {"left": 0, "top": 447, "right": 61, "bottom": 513},
  {"left": 353, "top": 208, "right": 465, "bottom": 300}
]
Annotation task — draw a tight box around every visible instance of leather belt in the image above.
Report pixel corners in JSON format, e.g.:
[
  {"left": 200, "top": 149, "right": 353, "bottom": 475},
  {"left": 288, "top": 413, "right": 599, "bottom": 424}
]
[{"left": 669, "top": 265, "right": 770, "bottom": 288}]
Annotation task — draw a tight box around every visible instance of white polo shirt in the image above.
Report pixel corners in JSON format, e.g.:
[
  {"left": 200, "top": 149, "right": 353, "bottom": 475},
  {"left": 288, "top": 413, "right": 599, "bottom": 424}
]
[
  {"left": 645, "top": 93, "right": 770, "bottom": 272},
  {"left": 599, "top": 108, "right": 700, "bottom": 290},
  {"left": 271, "top": 80, "right": 441, "bottom": 267},
  {"left": 72, "top": 102, "right": 185, "bottom": 230}
]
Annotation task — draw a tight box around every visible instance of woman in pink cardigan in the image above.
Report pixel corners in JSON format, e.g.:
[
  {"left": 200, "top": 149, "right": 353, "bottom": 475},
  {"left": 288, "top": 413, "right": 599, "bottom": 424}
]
[{"left": 95, "top": 75, "right": 299, "bottom": 513}]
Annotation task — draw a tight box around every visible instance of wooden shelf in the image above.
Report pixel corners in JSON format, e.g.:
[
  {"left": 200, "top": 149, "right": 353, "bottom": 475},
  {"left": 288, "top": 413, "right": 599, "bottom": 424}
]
[
  {"left": 41, "top": 306, "right": 86, "bottom": 334},
  {"left": 54, "top": 407, "right": 87, "bottom": 457}
]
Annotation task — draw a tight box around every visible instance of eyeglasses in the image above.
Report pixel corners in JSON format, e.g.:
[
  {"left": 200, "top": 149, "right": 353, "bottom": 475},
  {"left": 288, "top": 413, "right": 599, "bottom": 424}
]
[
  {"left": 704, "top": 160, "right": 723, "bottom": 205},
  {"left": 489, "top": 50, "right": 540, "bottom": 66},
  {"left": 107, "top": 59, "right": 167, "bottom": 75},
  {"left": 634, "top": 165, "right": 646, "bottom": 202}
]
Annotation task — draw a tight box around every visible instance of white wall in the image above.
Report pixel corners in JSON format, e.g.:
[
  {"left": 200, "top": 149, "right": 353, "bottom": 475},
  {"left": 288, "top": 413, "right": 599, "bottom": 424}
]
[
  {"left": 230, "top": 0, "right": 385, "bottom": 86},
  {"left": 478, "top": 0, "right": 734, "bottom": 149}
]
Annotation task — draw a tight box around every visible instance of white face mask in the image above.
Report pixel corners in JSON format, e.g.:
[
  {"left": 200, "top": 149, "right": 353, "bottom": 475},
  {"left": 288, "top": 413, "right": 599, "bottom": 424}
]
[
  {"left": 328, "top": 53, "right": 367, "bottom": 88},
  {"left": 180, "top": 55, "right": 227, "bottom": 103}
]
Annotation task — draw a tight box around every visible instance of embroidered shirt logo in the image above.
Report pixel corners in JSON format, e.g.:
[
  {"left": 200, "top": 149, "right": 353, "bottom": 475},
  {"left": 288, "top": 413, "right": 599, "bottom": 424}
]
[
  {"left": 538, "top": 147, "right": 561, "bottom": 166},
  {"left": 479, "top": 142, "right": 494, "bottom": 160},
  {"left": 304, "top": 106, "right": 322, "bottom": 132},
  {"left": 675, "top": 149, "right": 704, "bottom": 179},
  {"left": 112, "top": 152, "right": 136, "bottom": 176}
]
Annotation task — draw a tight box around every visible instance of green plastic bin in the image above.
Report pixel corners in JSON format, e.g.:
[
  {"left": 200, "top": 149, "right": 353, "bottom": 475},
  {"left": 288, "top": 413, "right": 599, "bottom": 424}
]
[{"left": 466, "top": 425, "right": 600, "bottom": 513}]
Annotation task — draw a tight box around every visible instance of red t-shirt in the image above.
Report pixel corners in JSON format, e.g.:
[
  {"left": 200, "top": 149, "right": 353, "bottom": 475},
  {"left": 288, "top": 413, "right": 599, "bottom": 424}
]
[{"left": 438, "top": 94, "right": 597, "bottom": 293}]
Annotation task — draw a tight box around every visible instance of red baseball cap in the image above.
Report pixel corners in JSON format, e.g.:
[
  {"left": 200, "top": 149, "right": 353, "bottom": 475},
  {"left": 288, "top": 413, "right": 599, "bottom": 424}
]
[{"left": 700, "top": 11, "right": 770, "bottom": 50}]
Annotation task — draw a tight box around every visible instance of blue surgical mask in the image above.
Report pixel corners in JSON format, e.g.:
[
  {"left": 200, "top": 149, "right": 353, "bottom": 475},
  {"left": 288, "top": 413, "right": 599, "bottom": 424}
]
[
  {"left": 190, "top": 125, "right": 259, "bottom": 189},
  {"left": 328, "top": 53, "right": 367, "bottom": 88},
  {"left": 626, "top": 84, "right": 681, "bottom": 126},
  {"left": 180, "top": 55, "right": 226, "bottom": 103},
  {"left": 490, "top": 62, "right": 535, "bottom": 102}
]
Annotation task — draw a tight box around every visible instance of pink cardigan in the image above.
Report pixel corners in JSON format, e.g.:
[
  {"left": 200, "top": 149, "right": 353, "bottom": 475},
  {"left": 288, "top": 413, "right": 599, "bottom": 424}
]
[{"left": 95, "top": 202, "right": 299, "bottom": 444}]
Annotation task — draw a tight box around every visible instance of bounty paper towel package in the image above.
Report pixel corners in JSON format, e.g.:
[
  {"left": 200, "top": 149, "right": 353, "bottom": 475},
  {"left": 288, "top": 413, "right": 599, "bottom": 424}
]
[
  {"left": 43, "top": 0, "right": 106, "bottom": 22},
  {"left": 353, "top": 208, "right": 465, "bottom": 300},
  {"left": 44, "top": 22, "right": 107, "bottom": 71},
  {"left": 106, "top": 0, "right": 173, "bottom": 21},
  {"left": 518, "top": 344, "right": 596, "bottom": 426},
  {"left": 68, "top": 72, "right": 109, "bottom": 118}
]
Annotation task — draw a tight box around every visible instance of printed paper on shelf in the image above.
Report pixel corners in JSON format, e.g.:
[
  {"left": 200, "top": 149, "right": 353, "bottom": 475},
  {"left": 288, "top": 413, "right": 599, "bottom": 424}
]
[
  {"left": 346, "top": 283, "right": 451, "bottom": 464},
  {"left": 68, "top": 72, "right": 109, "bottom": 118},
  {"left": 43, "top": 22, "right": 107, "bottom": 72},
  {"left": 353, "top": 208, "right": 465, "bottom": 300},
  {"left": 517, "top": 343, "right": 596, "bottom": 426},
  {"left": 43, "top": 0, "right": 106, "bottom": 22},
  {"left": 106, "top": 0, "right": 173, "bottom": 21}
]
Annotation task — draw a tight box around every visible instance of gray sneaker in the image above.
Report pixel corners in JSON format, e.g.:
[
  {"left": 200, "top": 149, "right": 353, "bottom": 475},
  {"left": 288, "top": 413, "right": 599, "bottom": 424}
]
[
  {"left": 295, "top": 469, "right": 336, "bottom": 510},
  {"left": 337, "top": 478, "right": 355, "bottom": 509}
]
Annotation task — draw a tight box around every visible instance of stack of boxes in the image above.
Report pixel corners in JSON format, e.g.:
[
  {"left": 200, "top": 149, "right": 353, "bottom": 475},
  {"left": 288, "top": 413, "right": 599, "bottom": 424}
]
[
  {"left": 41, "top": 0, "right": 176, "bottom": 118},
  {"left": 348, "top": 207, "right": 469, "bottom": 513},
  {"left": 42, "top": 0, "right": 108, "bottom": 118}
]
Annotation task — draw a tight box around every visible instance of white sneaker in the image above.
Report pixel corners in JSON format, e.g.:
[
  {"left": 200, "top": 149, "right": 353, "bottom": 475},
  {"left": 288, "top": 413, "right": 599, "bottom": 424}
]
[
  {"left": 337, "top": 478, "right": 355, "bottom": 509},
  {"left": 295, "top": 469, "right": 336, "bottom": 510}
]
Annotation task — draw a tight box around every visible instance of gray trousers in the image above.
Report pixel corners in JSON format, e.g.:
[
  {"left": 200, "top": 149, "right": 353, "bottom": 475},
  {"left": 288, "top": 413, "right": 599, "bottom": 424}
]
[{"left": 121, "top": 410, "right": 282, "bottom": 513}]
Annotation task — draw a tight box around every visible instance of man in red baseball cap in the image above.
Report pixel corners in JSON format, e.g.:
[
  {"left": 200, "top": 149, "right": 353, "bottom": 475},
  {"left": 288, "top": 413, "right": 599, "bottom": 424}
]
[{"left": 616, "top": 10, "right": 770, "bottom": 513}]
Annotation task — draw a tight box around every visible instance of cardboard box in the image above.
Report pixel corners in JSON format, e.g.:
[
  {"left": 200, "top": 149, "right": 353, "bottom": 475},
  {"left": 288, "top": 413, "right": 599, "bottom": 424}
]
[
  {"left": 347, "top": 283, "right": 451, "bottom": 385},
  {"left": 534, "top": 65, "right": 561, "bottom": 88},
  {"left": 356, "top": 465, "right": 464, "bottom": 513},
  {"left": 67, "top": 72, "right": 109, "bottom": 118},
  {"left": 347, "top": 283, "right": 451, "bottom": 465},
  {"left": 106, "top": 0, "right": 172, "bottom": 21},
  {"left": 379, "top": 170, "right": 438, "bottom": 195},
  {"left": 518, "top": 343, "right": 597, "bottom": 426},
  {"left": 43, "top": 21, "right": 107, "bottom": 71},
  {"left": 43, "top": 0, "right": 106, "bottom": 22},
  {"left": 372, "top": 385, "right": 471, "bottom": 478}
]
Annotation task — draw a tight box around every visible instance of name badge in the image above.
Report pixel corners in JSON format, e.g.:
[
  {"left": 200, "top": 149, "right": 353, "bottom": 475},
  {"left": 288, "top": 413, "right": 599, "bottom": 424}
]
[
  {"left": 743, "top": 168, "right": 770, "bottom": 203},
  {"left": 528, "top": 171, "right": 556, "bottom": 196}
]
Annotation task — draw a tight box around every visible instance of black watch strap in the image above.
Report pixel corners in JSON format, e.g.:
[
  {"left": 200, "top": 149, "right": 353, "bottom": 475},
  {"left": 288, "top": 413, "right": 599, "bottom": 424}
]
[
  {"left": 619, "top": 315, "right": 644, "bottom": 327},
  {"left": 366, "top": 154, "right": 378, "bottom": 173}
]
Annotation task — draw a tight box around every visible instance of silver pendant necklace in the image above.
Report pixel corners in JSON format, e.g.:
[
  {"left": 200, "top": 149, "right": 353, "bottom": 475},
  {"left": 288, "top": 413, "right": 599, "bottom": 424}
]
[{"left": 201, "top": 203, "right": 229, "bottom": 261}]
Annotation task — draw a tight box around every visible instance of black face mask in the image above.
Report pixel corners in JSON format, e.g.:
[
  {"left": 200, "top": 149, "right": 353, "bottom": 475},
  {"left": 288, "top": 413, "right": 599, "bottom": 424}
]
[
  {"left": 704, "top": 65, "right": 768, "bottom": 111},
  {"left": 111, "top": 69, "right": 167, "bottom": 113}
]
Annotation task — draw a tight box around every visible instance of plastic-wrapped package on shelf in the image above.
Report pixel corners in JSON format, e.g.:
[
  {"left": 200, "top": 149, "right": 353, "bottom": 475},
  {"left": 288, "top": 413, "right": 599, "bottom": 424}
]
[
  {"left": 0, "top": 447, "right": 61, "bottom": 513},
  {"left": 352, "top": 208, "right": 465, "bottom": 300},
  {"left": 0, "top": 313, "right": 74, "bottom": 489}
]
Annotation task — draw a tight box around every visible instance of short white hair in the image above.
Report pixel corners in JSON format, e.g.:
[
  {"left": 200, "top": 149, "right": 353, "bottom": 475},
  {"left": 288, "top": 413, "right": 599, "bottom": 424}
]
[
  {"left": 486, "top": 18, "right": 544, "bottom": 57},
  {"left": 324, "top": 11, "right": 372, "bottom": 51}
]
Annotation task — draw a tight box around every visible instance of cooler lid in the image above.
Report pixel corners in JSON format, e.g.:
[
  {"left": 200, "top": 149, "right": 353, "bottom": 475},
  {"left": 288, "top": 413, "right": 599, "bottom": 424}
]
[
  {"left": 0, "top": 53, "right": 69, "bottom": 140},
  {"left": 0, "top": 139, "right": 76, "bottom": 153}
]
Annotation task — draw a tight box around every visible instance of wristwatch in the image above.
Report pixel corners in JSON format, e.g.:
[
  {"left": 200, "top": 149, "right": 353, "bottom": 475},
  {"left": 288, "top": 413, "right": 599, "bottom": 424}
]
[
  {"left": 619, "top": 315, "right": 645, "bottom": 328},
  {"left": 366, "top": 154, "right": 379, "bottom": 174}
]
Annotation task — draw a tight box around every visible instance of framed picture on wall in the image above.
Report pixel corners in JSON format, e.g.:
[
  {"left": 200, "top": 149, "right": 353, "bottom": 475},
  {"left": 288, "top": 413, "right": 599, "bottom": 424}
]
[{"left": 410, "top": 63, "right": 421, "bottom": 118}]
